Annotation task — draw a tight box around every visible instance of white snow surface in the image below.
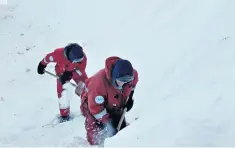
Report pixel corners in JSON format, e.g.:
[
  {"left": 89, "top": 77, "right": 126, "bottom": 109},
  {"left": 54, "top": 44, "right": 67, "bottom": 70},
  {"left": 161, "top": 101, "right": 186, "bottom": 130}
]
[{"left": 0, "top": 0, "right": 235, "bottom": 147}]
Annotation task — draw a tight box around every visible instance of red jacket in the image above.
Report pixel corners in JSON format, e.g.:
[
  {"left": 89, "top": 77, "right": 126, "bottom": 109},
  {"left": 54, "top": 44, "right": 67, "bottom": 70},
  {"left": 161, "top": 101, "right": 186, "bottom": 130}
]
[
  {"left": 82, "top": 56, "right": 138, "bottom": 123},
  {"left": 41, "top": 48, "right": 87, "bottom": 83}
]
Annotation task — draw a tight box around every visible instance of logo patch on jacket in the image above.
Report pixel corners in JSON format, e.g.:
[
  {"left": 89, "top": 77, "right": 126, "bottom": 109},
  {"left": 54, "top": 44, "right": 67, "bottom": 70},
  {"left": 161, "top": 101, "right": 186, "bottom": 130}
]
[
  {"left": 49, "top": 56, "right": 54, "bottom": 61},
  {"left": 95, "top": 96, "right": 105, "bottom": 104}
]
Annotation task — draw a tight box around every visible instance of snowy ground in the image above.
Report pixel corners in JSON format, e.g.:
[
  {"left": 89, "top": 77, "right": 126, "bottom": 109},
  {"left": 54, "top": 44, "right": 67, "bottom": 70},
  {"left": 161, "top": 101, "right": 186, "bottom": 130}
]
[{"left": 0, "top": 0, "right": 235, "bottom": 147}]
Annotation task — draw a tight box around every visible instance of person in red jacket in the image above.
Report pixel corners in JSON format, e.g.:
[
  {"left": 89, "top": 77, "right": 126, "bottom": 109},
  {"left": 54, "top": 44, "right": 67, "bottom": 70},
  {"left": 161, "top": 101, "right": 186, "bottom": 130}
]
[
  {"left": 37, "top": 43, "right": 88, "bottom": 121},
  {"left": 79, "top": 56, "right": 138, "bottom": 145}
]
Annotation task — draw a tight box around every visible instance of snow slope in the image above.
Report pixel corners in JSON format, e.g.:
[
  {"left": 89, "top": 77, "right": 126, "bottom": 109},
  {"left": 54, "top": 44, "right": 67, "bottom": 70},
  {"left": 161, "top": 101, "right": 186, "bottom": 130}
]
[{"left": 0, "top": 0, "right": 235, "bottom": 147}]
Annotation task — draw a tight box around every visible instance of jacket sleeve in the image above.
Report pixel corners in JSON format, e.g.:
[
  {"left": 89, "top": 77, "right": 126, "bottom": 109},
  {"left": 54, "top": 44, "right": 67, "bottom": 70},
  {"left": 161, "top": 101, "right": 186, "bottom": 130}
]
[
  {"left": 40, "top": 49, "right": 59, "bottom": 65},
  {"left": 87, "top": 77, "right": 110, "bottom": 123}
]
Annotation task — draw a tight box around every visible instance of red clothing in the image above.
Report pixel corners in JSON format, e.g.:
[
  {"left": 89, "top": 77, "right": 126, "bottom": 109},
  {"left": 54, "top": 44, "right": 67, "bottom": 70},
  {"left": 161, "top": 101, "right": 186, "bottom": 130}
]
[
  {"left": 41, "top": 47, "right": 88, "bottom": 97},
  {"left": 80, "top": 56, "right": 138, "bottom": 145},
  {"left": 41, "top": 47, "right": 87, "bottom": 82},
  {"left": 41, "top": 47, "right": 88, "bottom": 117}
]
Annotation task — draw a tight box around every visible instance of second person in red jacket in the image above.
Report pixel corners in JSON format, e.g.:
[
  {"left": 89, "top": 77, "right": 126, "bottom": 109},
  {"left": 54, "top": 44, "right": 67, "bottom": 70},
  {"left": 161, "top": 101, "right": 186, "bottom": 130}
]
[
  {"left": 79, "top": 56, "right": 139, "bottom": 145},
  {"left": 37, "top": 43, "right": 88, "bottom": 121}
]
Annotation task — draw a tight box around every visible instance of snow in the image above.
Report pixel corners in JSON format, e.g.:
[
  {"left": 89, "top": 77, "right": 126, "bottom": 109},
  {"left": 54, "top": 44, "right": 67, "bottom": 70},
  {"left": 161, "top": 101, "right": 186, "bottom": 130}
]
[{"left": 1, "top": 0, "right": 235, "bottom": 147}]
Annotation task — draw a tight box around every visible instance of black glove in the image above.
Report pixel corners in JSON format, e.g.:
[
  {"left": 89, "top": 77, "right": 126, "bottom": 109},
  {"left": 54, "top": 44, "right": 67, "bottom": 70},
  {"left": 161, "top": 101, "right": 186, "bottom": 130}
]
[
  {"left": 125, "top": 91, "right": 134, "bottom": 112},
  {"left": 59, "top": 71, "right": 73, "bottom": 85},
  {"left": 125, "top": 98, "right": 134, "bottom": 112},
  {"left": 37, "top": 62, "right": 47, "bottom": 75}
]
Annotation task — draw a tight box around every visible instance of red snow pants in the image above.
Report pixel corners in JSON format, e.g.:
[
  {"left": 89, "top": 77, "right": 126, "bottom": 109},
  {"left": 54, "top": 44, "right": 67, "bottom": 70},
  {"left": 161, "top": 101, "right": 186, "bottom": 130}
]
[
  {"left": 57, "top": 71, "right": 88, "bottom": 117},
  {"left": 80, "top": 99, "right": 127, "bottom": 145}
]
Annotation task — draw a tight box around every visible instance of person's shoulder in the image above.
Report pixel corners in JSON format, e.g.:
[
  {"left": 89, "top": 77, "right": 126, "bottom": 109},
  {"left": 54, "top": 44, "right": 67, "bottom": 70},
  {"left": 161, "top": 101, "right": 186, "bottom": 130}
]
[{"left": 90, "top": 69, "right": 106, "bottom": 82}]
